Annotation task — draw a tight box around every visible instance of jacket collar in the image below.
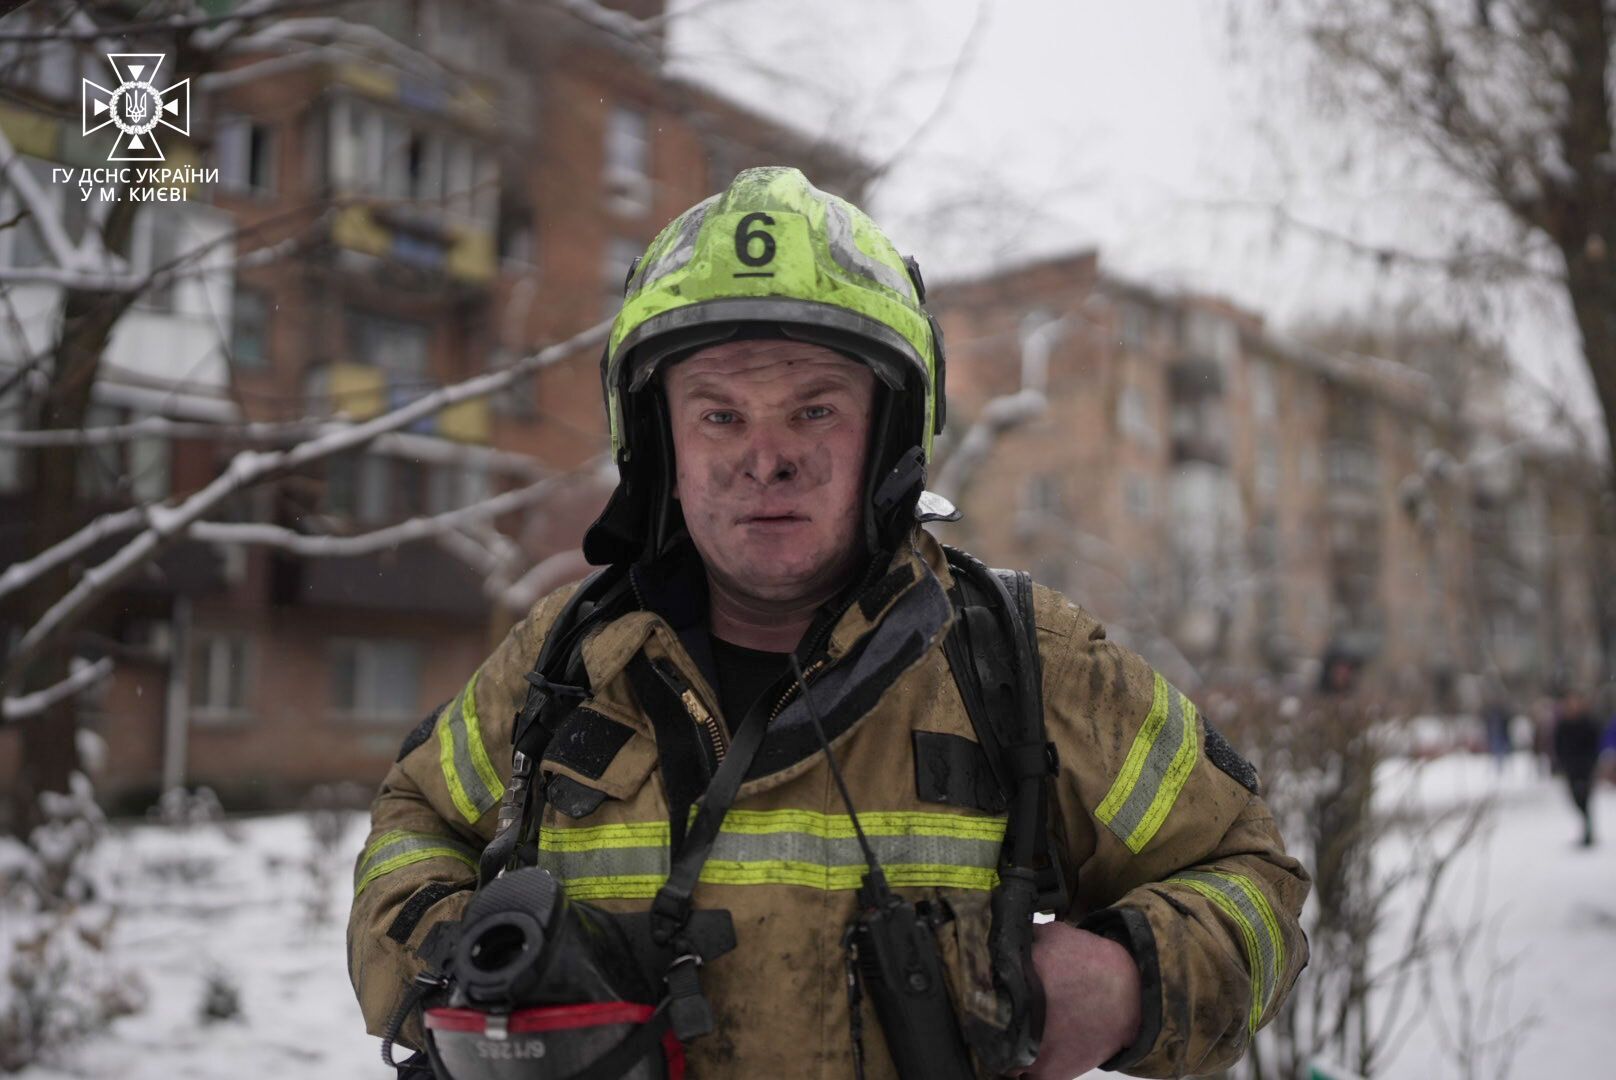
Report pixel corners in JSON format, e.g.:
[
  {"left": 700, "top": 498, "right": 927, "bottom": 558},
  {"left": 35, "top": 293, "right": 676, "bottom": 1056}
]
[{"left": 578, "top": 529, "right": 955, "bottom": 710}]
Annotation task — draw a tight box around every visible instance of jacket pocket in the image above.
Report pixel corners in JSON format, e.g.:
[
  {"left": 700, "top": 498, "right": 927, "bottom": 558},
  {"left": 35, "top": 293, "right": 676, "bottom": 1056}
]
[
  {"left": 913, "top": 730, "right": 1009, "bottom": 814},
  {"left": 540, "top": 707, "right": 658, "bottom": 819}
]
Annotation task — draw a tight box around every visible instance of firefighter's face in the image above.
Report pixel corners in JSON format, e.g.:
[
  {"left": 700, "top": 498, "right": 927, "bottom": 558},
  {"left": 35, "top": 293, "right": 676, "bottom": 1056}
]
[{"left": 664, "top": 340, "right": 876, "bottom": 605}]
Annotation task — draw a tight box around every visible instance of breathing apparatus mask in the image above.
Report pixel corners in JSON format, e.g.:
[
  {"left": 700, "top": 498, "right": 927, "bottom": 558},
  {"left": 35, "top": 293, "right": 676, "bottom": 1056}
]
[{"left": 382, "top": 866, "right": 705, "bottom": 1080}]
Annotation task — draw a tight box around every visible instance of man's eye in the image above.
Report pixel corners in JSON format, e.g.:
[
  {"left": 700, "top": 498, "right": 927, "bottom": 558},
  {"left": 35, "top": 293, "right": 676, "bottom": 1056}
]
[
  {"left": 705, "top": 411, "right": 738, "bottom": 425},
  {"left": 801, "top": 405, "right": 833, "bottom": 420}
]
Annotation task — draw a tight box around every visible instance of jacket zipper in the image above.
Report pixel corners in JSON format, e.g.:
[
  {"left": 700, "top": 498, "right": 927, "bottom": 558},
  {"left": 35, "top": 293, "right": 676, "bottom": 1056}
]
[
  {"left": 768, "top": 658, "right": 826, "bottom": 723},
  {"left": 652, "top": 660, "right": 729, "bottom": 769}
]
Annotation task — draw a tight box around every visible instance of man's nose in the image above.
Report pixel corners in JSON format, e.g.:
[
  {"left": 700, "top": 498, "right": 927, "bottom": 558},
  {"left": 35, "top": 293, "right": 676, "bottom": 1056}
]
[{"left": 745, "top": 449, "right": 798, "bottom": 485}]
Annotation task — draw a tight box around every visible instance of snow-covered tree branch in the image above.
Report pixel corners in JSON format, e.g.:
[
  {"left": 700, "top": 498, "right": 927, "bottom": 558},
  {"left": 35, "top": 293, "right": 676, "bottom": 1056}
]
[
  {"left": 1, "top": 658, "right": 113, "bottom": 723},
  {"left": 3, "top": 318, "right": 610, "bottom": 692}
]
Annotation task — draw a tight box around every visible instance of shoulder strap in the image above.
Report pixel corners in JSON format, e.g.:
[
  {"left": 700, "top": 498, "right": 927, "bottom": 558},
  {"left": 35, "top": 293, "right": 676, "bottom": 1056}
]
[
  {"left": 478, "top": 565, "right": 632, "bottom": 886},
  {"left": 940, "top": 547, "right": 1066, "bottom": 915}
]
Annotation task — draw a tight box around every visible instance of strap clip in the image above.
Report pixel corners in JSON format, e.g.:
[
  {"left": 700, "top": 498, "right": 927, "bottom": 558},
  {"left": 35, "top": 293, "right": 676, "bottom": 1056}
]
[{"left": 664, "top": 952, "right": 714, "bottom": 1041}]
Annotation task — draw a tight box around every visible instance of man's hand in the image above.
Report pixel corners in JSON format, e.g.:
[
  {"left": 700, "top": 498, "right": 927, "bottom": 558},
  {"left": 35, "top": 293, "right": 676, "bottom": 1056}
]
[{"left": 1017, "top": 921, "right": 1143, "bottom": 1080}]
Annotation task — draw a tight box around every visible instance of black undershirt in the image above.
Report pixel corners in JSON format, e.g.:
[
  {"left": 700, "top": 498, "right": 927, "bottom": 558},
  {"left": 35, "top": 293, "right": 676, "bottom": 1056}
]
[{"left": 708, "top": 635, "right": 793, "bottom": 734}]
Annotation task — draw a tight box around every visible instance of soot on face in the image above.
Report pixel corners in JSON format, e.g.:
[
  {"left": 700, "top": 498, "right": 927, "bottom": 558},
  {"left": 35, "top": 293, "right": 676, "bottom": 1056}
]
[{"left": 706, "top": 444, "right": 835, "bottom": 493}]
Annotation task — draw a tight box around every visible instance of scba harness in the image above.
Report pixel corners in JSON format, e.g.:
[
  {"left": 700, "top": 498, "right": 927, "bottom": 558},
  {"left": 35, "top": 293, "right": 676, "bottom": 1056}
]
[{"left": 389, "top": 546, "right": 1068, "bottom": 1080}]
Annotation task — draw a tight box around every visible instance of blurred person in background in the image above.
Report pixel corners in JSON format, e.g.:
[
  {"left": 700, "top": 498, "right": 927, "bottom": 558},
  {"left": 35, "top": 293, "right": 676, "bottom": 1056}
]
[{"left": 1551, "top": 685, "right": 1601, "bottom": 847}]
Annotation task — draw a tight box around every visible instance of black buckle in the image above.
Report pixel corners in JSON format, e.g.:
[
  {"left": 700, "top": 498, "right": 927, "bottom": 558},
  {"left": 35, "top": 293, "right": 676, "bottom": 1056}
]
[{"left": 650, "top": 887, "right": 691, "bottom": 946}]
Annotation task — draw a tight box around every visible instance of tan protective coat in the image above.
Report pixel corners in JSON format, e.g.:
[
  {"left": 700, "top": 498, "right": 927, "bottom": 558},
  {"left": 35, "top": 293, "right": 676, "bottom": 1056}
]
[{"left": 348, "top": 532, "right": 1309, "bottom": 1078}]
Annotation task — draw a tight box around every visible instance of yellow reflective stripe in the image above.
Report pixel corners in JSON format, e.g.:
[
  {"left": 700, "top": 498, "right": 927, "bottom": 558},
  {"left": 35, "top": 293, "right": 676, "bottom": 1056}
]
[
  {"left": 536, "top": 809, "right": 1006, "bottom": 901},
  {"left": 460, "top": 671, "right": 505, "bottom": 808},
  {"left": 1127, "top": 693, "right": 1199, "bottom": 852},
  {"left": 1171, "top": 870, "right": 1283, "bottom": 1032},
  {"left": 438, "top": 671, "right": 505, "bottom": 825},
  {"left": 563, "top": 875, "right": 667, "bottom": 901},
  {"left": 539, "top": 820, "right": 672, "bottom": 851},
  {"left": 716, "top": 808, "right": 1007, "bottom": 843},
  {"left": 1094, "top": 672, "right": 1201, "bottom": 853},
  {"left": 1224, "top": 870, "right": 1286, "bottom": 997},
  {"left": 1095, "top": 675, "right": 1169, "bottom": 823},
  {"left": 353, "top": 828, "right": 479, "bottom": 898}
]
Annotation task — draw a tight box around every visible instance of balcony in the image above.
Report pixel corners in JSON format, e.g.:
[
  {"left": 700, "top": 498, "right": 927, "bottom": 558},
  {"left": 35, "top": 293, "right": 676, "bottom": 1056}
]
[
  {"left": 1170, "top": 430, "right": 1229, "bottom": 467},
  {"left": 318, "top": 363, "right": 491, "bottom": 443},
  {"left": 331, "top": 206, "right": 496, "bottom": 285},
  {"left": 269, "top": 543, "right": 488, "bottom": 619},
  {"left": 1168, "top": 355, "right": 1224, "bottom": 398}
]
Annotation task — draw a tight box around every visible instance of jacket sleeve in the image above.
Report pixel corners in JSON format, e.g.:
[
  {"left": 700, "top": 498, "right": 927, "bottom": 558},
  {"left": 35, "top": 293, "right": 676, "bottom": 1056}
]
[
  {"left": 346, "top": 584, "right": 580, "bottom": 1048},
  {"left": 1035, "top": 588, "right": 1311, "bottom": 1078}
]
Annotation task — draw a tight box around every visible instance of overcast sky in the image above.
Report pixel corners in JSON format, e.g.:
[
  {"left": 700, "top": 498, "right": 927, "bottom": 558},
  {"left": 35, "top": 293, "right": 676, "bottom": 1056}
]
[{"left": 667, "top": 0, "right": 1600, "bottom": 445}]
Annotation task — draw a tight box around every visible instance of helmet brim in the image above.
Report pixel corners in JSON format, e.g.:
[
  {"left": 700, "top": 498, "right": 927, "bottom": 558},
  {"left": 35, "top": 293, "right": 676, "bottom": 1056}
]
[{"left": 615, "top": 298, "right": 929, "bottom": 396}]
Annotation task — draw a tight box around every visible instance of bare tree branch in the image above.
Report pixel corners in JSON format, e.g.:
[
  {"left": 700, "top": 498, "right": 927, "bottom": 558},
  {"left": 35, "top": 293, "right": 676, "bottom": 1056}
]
[
  {"left": 2, "top": 318, "right": 611, "bottom": 689},
  {"left": 0, "top": 0, "right": 363, "bottom": 43},
  {"left": 1, "top": 657, "right": 113, "bottom": 722},
  {"left": 929, "top": 388, "right": 1046, "bottom": 501},
  {"left": 185, "top": 471, "right": 581, "bottom": 557}
]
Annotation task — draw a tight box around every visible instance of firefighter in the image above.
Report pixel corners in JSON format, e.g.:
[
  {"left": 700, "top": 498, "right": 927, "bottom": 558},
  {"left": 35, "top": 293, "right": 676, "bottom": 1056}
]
[{"left": 348, "top": 167, "right": 1310, "bottom": 1079}]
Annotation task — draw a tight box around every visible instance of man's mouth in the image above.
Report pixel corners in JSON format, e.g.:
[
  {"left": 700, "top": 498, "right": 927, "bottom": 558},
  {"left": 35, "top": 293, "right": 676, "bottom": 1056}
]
[{"left": 740, "top": 512, "right": 808, "bottom": 525}]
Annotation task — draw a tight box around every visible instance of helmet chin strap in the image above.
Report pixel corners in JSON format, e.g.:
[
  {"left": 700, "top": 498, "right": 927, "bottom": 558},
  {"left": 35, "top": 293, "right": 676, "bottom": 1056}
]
[{"left": 862, "top": 379, "right": 928, "bottom": 555}]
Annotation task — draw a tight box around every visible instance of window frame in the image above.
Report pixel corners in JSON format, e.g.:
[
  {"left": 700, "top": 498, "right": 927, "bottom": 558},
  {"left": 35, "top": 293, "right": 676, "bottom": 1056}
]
[
  {"left": 189, "top": 631, "right": 254, "bottom": 723},
  {"left": 327, "top": 637, "right": 425, "bottom": 723}
]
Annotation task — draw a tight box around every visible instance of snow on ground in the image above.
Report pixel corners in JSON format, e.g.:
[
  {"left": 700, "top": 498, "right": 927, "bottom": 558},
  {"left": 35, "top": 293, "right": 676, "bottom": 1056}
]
[
  {"left": 10, "top": 755, "right": 1614, "bottom": 1079},
  {"left": 1356, "top": 755, "right": 1616, "bottom": 1080}
]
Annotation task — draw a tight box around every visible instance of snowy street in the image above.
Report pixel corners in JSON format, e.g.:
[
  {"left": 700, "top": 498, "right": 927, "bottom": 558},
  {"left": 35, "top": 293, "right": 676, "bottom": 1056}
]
[{"left": 7, "top": 754, "right": 1612, "bottom": 1079}]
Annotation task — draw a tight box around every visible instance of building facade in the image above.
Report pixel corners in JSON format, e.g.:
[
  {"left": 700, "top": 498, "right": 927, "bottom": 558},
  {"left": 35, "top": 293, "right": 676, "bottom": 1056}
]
[
  {"left": 0, "top": 0, "right": 863, "bottom": 817},
  {"left": 930, "top": 255, "right": 1614, "bottom": 704}
]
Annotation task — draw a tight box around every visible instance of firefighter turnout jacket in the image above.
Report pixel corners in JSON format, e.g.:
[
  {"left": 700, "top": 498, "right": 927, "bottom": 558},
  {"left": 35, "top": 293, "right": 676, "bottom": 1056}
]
[{"left": 348, "top": 531, "right": 1310, "bottom": 1078}]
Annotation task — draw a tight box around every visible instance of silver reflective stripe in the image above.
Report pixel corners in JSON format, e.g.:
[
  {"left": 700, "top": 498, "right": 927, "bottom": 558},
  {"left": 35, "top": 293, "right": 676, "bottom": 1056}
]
[
  {"left": 1171, "top": 869, "right": 1283, "bottom": 1031},
  {"left": 824, "top": 200, "right": 913, "bottom": 298},
  {"left": 710, "top": 829, "right": 1002, "bottom": 870},
  {"left": 634, "top": 195, "right": 716, "bottom": 295},
  {"left": 536, "top": 809, "right": 1005, "bottom": 898},
  {"left": 1104, "top": 681, "right": 1193, "bottom": 845},
  {"left": 354, "top": 829, "right": 479, "bottom": 897},
  {"left": 439, "top": 677, "right": 502, "bottom": 826},
  {"left": 540, "top": 843, "right": 668, "bottom": 881}
]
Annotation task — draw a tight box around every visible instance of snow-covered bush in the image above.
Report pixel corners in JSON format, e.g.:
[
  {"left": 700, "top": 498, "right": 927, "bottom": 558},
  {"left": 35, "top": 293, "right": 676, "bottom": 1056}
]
[
  {"left": 0, "top": 774, "right": 141, "bottom": 1072},
  {"left": 1209, "top": 685, "right": 1524, "bottom": 1080},
  {"left": 299, "top": 783, "right": 366, "bottom": 928}
]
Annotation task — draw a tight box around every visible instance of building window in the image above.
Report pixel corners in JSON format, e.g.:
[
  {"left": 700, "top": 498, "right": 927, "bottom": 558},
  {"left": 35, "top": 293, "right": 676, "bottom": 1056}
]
[
  {"left": 215, "top": 114, "right": 277, "bottom": 193},
  {"left": 604, "top": 105, "right": 651, "bottom": 215},
  {"left": 1325, "top": 440, "right": 1377, "bottom": 490},
  {"left": 1120, "top": 301, "right": 1150, "bottom": 352},
  {"left": 190, "top": 633, "right": 251, "bottom": 721},
  {"left": 140, "top": 206, "right": 183, "bottom": 312},
  {"left": 1021, "top": 473, "right": 1062, "bottom": 517},
  {"left": 1256, "top": 437, "right": 1280, "bottom": 498},
  {"left": 1125, "top": 471, "right": 1155, "bottom": 519},
  {"left": 75, "top": 405, "right": 170, "bottom": 502},
  {"left": 231, "top": 287, "right": 271, "bottom": 369},
  {"left": 428, "top": 463, "right": 490, "bottom": 514},
  {"left": 1117, "top": 384, "right": 1156, "bottom": 446},
  {"left": 1251, "top": 361, "right": 1277, "bottom": 422},
  {"left": 1, "top": 157, "right": 72, "bottom": 269},
  {"left": 1183, "top": 309, "right": 1237, "bottom": 368},
  {"left": 347, "top": 308, "right": 430, "bottom": 380},
  {"left": 603, "top": 235, "right": 644, "bottom": 317},
  {"left": 329, "top": 639, "right": 423, "bottom": 721}
]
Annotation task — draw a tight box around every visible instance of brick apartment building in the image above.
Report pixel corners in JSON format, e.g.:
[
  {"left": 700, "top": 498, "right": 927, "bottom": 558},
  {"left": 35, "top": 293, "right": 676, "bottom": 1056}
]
[
  {"left": 0, "top": 0, "right": 862, "bottom": 817},
  {"left": 4, "top": 3, "right": 1610, "bottom": 821},
  {"left": 930, "top": 254, "right": 1614, "bottom": 704}
]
